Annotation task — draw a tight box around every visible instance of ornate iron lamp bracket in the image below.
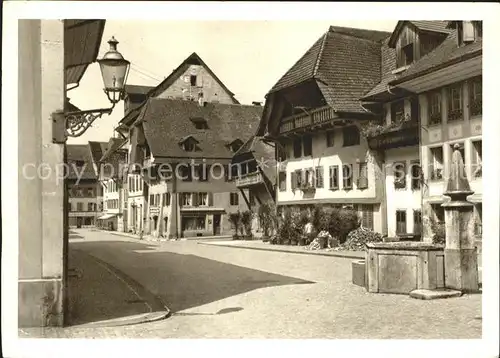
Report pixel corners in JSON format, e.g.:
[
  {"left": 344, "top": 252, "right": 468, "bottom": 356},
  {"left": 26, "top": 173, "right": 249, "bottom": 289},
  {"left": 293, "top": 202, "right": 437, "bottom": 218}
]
[{"left": 52, "top": 105, "right": 115, "bottom": 143}]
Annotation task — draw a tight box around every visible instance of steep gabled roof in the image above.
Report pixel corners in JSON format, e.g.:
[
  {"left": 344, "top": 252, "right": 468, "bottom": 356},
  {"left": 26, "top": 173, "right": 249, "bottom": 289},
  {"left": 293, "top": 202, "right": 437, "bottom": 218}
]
[
  {"left": 66, "top": 144, "right": 97, "bottom": 180},
  {"left": 88, "top": 141, "right": 109, "bottom": 163},
  {"left": 232, "top": 135, "right": 277, "bottom": 183},
  {"left": 268, "top": 26, "right": 391, "bottom": 114},
  {"left": 118, "top": 52, "right": 240, "bottom": 128},
  {"left": 148, "top": 52, "right": 240, "bottom": 104},
  {"left": 138, "top": 98, "right": 262, "bottom": 159},
  {"left": 390, "top": 30, "right": 482, "bottom": 85},
  {"left": 125, "top": 84, "right": 156, "bottom": 96},
  {"left": 388, "top": 21, "right": 452, "bottom": 48},
  {"left": 100, "top": 137, "right": 127, "bottom": 163}
]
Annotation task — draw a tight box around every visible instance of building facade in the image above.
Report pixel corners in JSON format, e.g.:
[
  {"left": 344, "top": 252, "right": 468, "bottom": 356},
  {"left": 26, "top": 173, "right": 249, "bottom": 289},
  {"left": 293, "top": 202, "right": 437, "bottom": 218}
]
[
  {"left": 388, "top": 21, "right": 482, "bottom": 245},
  {"left": 257, "top": 26, "right": 393, "bottom": 233},
  {"left": 66, "top": 144, "right": 103, "bottom": 228}
]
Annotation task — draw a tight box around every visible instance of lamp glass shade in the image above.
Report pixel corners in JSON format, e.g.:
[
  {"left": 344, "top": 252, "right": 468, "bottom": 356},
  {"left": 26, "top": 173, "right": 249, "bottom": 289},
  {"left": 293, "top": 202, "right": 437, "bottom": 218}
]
[{"left": 98, "top": 58, "right": 130, "bottom": 92}]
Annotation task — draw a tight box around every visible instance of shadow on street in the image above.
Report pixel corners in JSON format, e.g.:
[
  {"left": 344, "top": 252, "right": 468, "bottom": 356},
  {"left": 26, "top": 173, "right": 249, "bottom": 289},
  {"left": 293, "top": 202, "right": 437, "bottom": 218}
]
[{"left": 69, "top": 240, "right": 314, "bottom": 318}]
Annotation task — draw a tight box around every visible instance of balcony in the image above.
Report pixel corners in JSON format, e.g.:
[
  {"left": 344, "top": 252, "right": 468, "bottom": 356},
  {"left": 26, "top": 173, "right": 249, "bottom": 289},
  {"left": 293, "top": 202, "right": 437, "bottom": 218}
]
[
  {"left": 279, "top": 106, "right": 339, "bottom": 134},
  {"left": 235, "top": 171, "right": 264, "bottom": 188},
  {"left": 364, "top": 116, "right": 419, "bottom": 150}
]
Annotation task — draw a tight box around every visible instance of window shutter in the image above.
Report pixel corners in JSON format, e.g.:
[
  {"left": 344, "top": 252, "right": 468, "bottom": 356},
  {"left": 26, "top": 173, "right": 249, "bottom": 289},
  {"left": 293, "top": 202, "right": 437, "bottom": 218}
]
[
  {"left": 463, "top": 21, "right": 475, "bottom": 42},
  {"left": 291, "top": 172, "right": 296, "bottom": 190},
  {"left": 193, "top": 193, "right": 199, "bottom": 207},
  {"left": 208, "top": 192, "right": 214, "bottom": 206}
]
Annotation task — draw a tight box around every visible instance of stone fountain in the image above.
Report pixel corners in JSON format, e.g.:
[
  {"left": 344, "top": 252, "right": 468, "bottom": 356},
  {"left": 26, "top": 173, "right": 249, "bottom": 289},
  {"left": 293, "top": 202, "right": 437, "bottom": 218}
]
[{"left": 352, "top": 144, "right": 480, "bottom": 299}]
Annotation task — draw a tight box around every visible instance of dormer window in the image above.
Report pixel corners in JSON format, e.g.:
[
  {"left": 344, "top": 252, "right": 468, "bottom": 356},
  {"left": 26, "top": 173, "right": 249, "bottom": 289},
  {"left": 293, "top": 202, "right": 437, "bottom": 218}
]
[
  {"left": 391, "top": 100, "right": 405, "bottom": 123},
  {"left": 227, "top": 139, "right": 243, "bottom": 153},
  {"left": 179, "top": 136, "right": 199, "bottom": 152},
  {"left": 190, "top": 116, "right": 208, "bottom": 130},
  {"left": 453, "top": 21, "right": 482, "bottom": 46}
]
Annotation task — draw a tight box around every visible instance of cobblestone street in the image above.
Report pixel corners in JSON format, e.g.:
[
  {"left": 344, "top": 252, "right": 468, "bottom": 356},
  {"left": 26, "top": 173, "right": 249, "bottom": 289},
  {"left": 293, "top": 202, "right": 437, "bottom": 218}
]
[{"left": 20, "top": 229, "right": 482, "bottom": 339}]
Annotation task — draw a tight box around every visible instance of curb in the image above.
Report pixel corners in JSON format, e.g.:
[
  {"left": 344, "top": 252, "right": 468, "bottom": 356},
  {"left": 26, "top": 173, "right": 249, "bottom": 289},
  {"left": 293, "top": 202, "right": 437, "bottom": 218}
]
[
  {"left": 197, "top": 242, "right": 364, "bottom": 259},
  {"left": 72, "top": 311, "right": 171, "bottom": 329}
]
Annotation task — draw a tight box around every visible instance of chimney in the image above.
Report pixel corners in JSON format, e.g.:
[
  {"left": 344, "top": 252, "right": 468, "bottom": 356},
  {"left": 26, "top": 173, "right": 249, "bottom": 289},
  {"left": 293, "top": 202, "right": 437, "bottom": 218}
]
[{"left": 252, "top": 101, "right": 262, "bottom": 106}]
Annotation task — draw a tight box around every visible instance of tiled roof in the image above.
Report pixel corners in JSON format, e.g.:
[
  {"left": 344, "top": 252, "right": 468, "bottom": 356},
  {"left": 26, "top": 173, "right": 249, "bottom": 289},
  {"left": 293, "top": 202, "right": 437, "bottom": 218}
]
[
  {"left": 390, "top": 30, "right": 482, "bottom": 85},
  {"left": 99, "top": 137, "right": 127, "bottom": 180},
  {"left": 125, "top": 84, "right": 155, "bottom": 96},
  {"left": 268, "top": 26, "right": 391, "bottom": 114},
  {"left": 88, "top": 141, "right": 109, "bottom": 163},
  {"left": 138, "top": 98, "right": 263, "bottom": 159},
  {"left": 100, "top": 137, "right": 126, "bottom": 162},
  {"left": 66, "top": 144, "right": 97, "bottom": 180}
]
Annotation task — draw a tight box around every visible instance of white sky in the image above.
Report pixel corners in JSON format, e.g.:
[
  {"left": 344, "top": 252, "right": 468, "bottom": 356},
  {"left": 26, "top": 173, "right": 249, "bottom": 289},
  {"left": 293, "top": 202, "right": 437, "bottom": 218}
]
[{"left": 68, "top": 20, "right": 398, "bottom": 144}]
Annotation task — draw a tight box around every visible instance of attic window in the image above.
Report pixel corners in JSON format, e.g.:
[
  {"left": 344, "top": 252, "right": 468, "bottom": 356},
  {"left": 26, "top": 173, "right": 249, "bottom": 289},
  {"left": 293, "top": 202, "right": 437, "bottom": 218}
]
[
  {"left": 396, "top": 43, "right": 414, "bottom": 68},
  {"left": 457, "top": 21, "right": 482, "bottom": 46},
  {"left": 75, "top": 160, "right": 85, "bottom": 167},
  {"left": 183, "top": 141, "right": 196, "bottom": 152},
  {"left": 228, "top": 139, "right": 243, "bottom": 152},
  {"left": 190, "top": 75, "right": 197, "bottom": 86},
  {"left": 190, "top": 117, "right": 208, "bottom": 130}
]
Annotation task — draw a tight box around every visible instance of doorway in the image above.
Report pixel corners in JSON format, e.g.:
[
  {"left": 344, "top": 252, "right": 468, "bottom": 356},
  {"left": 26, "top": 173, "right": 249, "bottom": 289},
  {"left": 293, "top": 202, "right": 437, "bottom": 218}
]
[
  {"left": 213, "top": 214, "right": 221, "bottom": 236},
  {"left": 76, "top": 217, "right": 83, "bottom": 228}
]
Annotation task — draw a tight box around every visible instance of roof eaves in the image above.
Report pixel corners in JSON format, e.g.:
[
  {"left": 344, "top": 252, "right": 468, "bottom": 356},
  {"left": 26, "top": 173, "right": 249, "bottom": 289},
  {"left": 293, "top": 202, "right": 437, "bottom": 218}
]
[
  {"left": 390, "top": 48, "right": 482, "bottom": 86},
  {"left": 312, "top": 31, "right": 329, "bottom": 78}
]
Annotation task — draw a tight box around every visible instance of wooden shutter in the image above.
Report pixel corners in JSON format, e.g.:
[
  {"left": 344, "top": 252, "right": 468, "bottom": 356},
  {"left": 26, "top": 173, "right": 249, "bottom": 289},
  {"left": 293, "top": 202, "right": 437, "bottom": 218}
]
[
  {"left": 291, "top": 171, "right": 297, "bottom": 190},
  {"left": 208, "top": 192, "right": 214, "bottom": 206}
]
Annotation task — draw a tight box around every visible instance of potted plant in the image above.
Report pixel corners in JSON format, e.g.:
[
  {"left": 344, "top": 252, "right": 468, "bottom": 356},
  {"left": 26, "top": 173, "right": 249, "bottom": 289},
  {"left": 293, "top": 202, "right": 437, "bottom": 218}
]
[
  {"left": 228, "top": 211, "right": 241, "bottom": 240},
  {"left": 240, "top": 210, "right": 254, "bottom": 240}
]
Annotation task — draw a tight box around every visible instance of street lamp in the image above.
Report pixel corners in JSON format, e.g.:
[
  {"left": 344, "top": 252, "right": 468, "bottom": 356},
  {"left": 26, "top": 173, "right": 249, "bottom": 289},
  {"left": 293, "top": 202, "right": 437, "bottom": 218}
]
[{"left": 53, "top": 36, "right": 130, "bottom": 142}]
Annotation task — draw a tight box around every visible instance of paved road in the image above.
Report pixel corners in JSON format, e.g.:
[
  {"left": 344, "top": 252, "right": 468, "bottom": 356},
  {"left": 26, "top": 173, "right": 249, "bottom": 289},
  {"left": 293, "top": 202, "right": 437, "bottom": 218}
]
[{"left": 25, "top": 229, "right": 482, "bottom": 339}]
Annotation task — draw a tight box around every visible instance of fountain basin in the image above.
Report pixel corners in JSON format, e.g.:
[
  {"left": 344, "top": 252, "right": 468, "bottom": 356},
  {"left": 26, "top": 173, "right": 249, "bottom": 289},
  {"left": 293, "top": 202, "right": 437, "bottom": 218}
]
[{"left": 365, "top": 242, "right": 445, "bottom": 294}]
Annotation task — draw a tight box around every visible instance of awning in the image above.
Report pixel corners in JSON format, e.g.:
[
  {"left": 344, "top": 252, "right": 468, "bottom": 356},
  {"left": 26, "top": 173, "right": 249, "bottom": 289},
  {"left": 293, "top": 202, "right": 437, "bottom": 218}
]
[
  {"left": 65, "top": 20, "right": 106, "bottom": 86},
  {"left": 98, "top": 213, "right": 117, "bottom": 220}
]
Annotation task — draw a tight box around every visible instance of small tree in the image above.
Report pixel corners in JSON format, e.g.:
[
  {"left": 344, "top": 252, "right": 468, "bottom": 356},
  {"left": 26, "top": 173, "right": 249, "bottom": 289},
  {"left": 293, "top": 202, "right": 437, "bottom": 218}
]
[
  {"left": 258, "top": 203, "right": 274, "bottom": 240},
  {"left": 228, "top": 211, "right": 242, "bottom": 240},
  {"left": 240, "top": 210, "right": 254, "bottom": 239}
]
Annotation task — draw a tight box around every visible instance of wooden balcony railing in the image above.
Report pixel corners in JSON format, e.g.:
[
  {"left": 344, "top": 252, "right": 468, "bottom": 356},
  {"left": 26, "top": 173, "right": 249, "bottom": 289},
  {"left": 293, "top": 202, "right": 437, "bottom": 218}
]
[
  {"left": 279, "top": 106, "right": 337, "bottom": 134},
  {"left": 235, "top": 171, "right": 264, "bottom": 188}
]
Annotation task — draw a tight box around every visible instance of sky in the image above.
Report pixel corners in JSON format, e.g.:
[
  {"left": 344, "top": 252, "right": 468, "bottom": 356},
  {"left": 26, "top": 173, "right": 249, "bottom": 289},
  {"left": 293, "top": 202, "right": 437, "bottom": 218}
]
[{"left": 67, "top": 20, "right": 398, "bottom": 144}]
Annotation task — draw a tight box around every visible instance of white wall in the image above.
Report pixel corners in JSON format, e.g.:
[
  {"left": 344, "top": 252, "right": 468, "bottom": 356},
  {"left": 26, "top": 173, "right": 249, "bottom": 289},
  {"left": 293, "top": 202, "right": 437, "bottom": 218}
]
[{"left": 384, "top": 146, "right": 421, "bottom": 237}]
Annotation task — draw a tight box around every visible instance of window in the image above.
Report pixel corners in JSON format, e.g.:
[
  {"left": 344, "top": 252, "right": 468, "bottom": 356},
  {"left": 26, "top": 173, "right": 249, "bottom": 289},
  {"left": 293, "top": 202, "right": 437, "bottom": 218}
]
[
  {"left": 155, "top": 194, "right": 160, "bottom": 206},
  {"left": 278, "top": 171, "right": 287, "bottom": 192},
  {"left": 162, "top": 193, "right": 171, "bottom": 206},
  {"left": 182, "top": 216, "right": 206, "bottom": 231},
  {"left": 342, "top": 164, "right": 353, "bottom": 190},
  {"left": 396, "top": 210, "right": 407, "bottom": 235},
  {"left": 230, "top": 192, "right": 239, "bottom": 206},
  {"left": 401, "top": 43, "right": 414, "bottom": 66},
  {"left": 413, "top": 210, "right": 422, "bottom": 236},
  {"left": 294, "top": 169, "right": 303, "bottom": 189},
  {"left": 249, "top": 192, "right": 255, "bottom": 206},
  {"left": 393, "top": 161, "right": 407, "bottom": 189},
  {"left": 88, "top": 203, "right": 94, "bottom": 211},
  {"left": 469, "top": 77, "right": 482, "bottom": 116},
  {"left": 181, "top": 193, "right": 192, "bottom": 206},
  {"left": 77, "top": 202, "right": 83, "bottom": 211},
  {"left": 357, "top": 162, "right": 368, "bottom": 189},
  {"left": 75, "top": 160, "right": 84, "bottom": 167},
  {"left": 195, "top": 164, "right": 209, "bottom": 181},
  {"left": 180, "top": 165, "right": 192, "bottom": 181},
  {"left": 359, "top": 205, "right": 374, "bottom": 231},
  {"left": 447, "top": 84, "right": 463, "bottom": 121},
  {"left": 329, "top": 165, "right": 339, "bottom": 190},
  {"left": 429, "top": 147, "right": 444, "bottom": 180},
  {"left": 190, "top": 75, "right": 197, "bottom": 86},
  {"left": 87, "top": 188, "right": 94, "bottom": 197},
  {"left": 315, "top": 166, "right": 324, "bottom": 189},
  {"left": 277, "top": 143, "right": 287, "bottom": 161},
  {"left": 128, "top": 177, "right": 131, "bottom": 190},
  {"left": 410, "top": 160, "right": 421, "bottom": 190},
  {"left": 428, "top": 91, "right": 442, "bottom": 125},
  {"left": 139, "top": 178, "right": 142, "bottom": 191},
  {"left": 303, "top": 168, "right": 314, "bottom": 188},
  {"left": 196, "top": 192, "right": 208, "bottom": 206},
  {"left": 342, "top": 126, "right": 360, "bottom": 147},
  {"left": 303, "top": 135, "right": 313, "bottom": 157},
  {"left": 149, "top": 194, "right": 154, "bottom": 206},
  {"left": 326, "top": 130, "right": 335, "bottom": 147},
  {"left": 76, "top": 189, "right": 83, "bottom": 197},
  {"left": 391, "top": 100, "right": 405, "bottom": 123},
  {"left": 472, "top": 140, "right": 482, "bottom": 178},
  {"left": 293, "top": 138, "right": 302, "bottom": 158},
  {"left": 183, "top": 141, "right": 196, "bottom": 152}
]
